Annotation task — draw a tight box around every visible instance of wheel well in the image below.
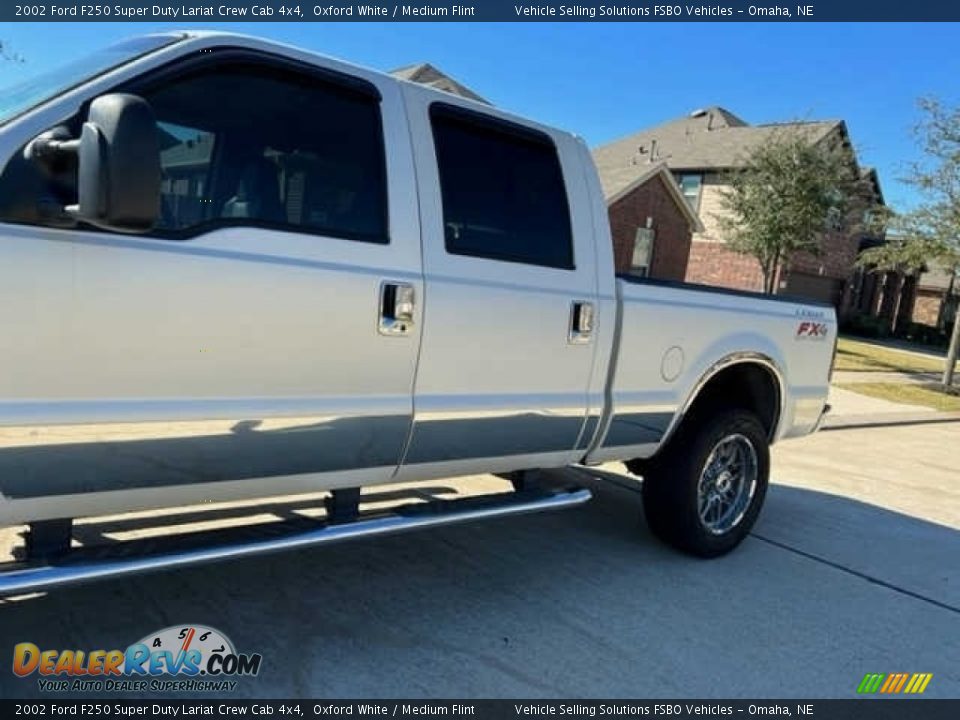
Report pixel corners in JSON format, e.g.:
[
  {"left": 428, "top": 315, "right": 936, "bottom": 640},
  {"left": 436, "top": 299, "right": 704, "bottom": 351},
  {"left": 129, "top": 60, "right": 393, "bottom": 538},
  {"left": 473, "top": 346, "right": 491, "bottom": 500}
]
[{"left": 679, "top": 362, "right": 781, "bottom": 441}]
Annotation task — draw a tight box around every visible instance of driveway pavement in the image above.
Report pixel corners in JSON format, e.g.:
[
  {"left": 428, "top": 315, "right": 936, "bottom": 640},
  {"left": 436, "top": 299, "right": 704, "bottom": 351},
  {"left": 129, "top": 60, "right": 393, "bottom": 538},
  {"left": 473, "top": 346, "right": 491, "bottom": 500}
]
[{"left": 0, "top": 423, "right": 958, "bottom": 699}]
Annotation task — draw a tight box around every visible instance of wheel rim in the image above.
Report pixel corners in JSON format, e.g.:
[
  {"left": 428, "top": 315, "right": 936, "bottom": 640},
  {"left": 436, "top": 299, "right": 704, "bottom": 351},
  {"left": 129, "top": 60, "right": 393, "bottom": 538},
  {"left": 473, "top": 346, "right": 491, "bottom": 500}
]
[{"left": 697, "top": 433, "right": 758, "bottom": 535}]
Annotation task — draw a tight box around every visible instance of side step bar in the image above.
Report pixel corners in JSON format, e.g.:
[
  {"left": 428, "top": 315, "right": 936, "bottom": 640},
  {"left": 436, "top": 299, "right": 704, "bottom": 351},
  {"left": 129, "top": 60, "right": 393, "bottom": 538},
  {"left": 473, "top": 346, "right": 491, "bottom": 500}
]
[{"left": 0, "top": 486, "right": 591, "bottom": 596}]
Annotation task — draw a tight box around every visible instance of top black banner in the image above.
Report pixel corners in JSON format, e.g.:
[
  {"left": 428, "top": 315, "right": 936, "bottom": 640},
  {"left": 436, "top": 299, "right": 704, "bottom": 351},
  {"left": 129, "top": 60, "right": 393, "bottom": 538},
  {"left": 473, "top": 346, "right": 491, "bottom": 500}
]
[{"left": 4, "top": 1, "right": 960, "bottom": 22}]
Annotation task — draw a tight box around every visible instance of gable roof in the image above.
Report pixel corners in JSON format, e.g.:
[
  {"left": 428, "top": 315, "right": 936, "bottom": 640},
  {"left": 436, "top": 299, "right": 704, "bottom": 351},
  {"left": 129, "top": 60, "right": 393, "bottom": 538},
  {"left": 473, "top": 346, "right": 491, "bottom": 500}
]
[
  {"left": 860, "top": 167, "right": 884, "bottom": 205},
  {"left": 606, "top": 162, "right": 704, "bottom": 233},
  {"left": 390, "top": 62, "right": 490, "bottom": 105},
  {"left": 592, "top": 106, "right": 843, "bottom": 201}
]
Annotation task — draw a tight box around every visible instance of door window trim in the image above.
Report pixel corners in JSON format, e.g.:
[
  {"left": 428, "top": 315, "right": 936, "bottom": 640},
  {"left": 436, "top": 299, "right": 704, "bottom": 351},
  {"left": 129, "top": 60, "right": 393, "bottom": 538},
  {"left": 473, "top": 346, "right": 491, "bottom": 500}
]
[
  {"left": 429, "top": 101, "right": 575, "bottom": 271},
  {"left": 97, "top": 48, "right": 390, "bottom": 244}
]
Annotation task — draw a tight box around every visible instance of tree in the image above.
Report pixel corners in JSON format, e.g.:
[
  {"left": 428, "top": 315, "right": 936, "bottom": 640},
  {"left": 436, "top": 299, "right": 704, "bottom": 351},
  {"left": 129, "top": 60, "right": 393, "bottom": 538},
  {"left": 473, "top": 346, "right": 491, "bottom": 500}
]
[
  {"left": 858, "top": 98, "right": 960, "bottom": 389},
  {"left": 717, "top": 127, "right": 882, "bottom": 295}
]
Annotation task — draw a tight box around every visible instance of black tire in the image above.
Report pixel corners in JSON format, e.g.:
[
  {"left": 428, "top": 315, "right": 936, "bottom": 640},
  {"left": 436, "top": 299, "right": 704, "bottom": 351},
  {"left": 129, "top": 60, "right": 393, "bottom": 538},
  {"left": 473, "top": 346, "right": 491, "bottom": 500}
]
[{"left": 640, "top": 409, "right": 769, "bottom": 558}]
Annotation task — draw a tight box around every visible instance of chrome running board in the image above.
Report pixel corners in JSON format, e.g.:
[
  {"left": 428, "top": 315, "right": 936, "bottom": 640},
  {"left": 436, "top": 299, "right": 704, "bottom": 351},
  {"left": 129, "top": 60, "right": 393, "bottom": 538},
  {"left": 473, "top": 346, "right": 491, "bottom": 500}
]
[{"left": 0, "top": 487, "right": 591, "bottom": 596}]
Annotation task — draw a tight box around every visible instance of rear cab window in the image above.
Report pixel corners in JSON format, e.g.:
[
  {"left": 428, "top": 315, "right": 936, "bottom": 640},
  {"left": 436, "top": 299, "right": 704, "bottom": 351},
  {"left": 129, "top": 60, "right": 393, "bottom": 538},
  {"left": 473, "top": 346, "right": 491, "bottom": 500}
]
[{"left": 429, "top": 103, "right": 574, "bottom": 269}]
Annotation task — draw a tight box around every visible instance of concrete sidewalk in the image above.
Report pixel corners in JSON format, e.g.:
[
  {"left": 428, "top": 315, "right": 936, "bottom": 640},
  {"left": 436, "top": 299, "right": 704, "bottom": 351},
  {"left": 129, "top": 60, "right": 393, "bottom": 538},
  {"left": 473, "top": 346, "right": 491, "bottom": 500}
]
[
  {"left": 833, "top": 369, "right": 942, "bottom": 385},
  {"left": 822, "top": 385, "right": 960, "bottom": 430}
]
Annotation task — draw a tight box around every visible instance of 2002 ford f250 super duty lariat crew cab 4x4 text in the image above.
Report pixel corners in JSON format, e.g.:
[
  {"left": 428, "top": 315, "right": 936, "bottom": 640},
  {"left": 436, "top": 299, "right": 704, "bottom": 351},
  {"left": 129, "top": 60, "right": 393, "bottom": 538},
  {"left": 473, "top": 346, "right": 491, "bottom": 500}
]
[{"left": 0, "top": 32, "right": 835, "bottom": 594}]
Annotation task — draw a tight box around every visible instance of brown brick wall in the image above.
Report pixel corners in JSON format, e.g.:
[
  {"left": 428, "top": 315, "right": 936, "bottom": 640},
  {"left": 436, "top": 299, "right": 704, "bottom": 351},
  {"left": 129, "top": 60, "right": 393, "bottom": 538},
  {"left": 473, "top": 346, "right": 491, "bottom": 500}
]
[
  {"left": 607, "top": 174, "right": 692, "bottom": 281},
  {"left": 789, "top": 230, "right": 861, "bottom": 283},
  {"left": 912, "top": 288, "right": 944, "bottom": 326},
  {"left": 684, "top": 241, "right": 766, "bottom": 292}
]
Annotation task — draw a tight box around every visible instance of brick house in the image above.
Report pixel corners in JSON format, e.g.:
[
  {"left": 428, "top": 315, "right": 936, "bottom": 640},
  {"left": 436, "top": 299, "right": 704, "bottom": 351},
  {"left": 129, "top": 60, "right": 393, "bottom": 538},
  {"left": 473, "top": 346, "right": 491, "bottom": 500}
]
[
  {"left": 912, "top": 262, "right": 959, "bottom": 329},
  {"left": 603, "top": 162, "right": 703, "bottom": 279},
  {"left": 849, "top": 234, "right": 959, "bottom": 335},
  {"left": 593, "top": 107, "right": 884, "bottom": 313}
]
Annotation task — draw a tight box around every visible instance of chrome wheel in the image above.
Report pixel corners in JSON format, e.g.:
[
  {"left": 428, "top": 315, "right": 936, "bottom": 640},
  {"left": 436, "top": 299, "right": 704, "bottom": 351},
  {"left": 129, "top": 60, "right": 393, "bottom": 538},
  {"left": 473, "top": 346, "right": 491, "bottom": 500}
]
[{"left": 697, "top": 433, "right": 758, "bottom": 535}]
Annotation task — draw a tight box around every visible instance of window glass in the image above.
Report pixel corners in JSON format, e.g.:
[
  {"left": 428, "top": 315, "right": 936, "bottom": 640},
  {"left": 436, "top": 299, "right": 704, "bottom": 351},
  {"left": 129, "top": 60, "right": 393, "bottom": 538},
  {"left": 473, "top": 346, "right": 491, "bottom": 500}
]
[
  {"left": 143, "top": 61, "right": 388, "bottom": 242},
  {"left": 631, "top": 227, "right": 655, "bottom": 276},
  {"left": 158, "top": 121, "right": 215, "bottom": 230},
  {"left": 430, "top": 105, "right": 573, "bottom": 269},
  {"left": 678, "top": 173, "right": 702, "bottom": 212}
]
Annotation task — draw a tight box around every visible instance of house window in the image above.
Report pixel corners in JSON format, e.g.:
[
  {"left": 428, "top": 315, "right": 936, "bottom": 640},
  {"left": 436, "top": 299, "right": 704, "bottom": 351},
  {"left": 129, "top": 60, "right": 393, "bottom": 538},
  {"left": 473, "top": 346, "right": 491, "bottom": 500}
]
[
  {"left": 631, "top": 227, "right": 655, "bottom": 276},
  {"left": 677, "top": 174, "right": 702, "bottom": 212}
]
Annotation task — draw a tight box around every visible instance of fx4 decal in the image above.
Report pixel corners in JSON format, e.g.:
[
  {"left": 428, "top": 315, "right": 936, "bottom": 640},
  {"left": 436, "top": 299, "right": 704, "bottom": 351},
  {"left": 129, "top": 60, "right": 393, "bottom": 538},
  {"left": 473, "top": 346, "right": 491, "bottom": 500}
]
[{"left": 796, "top": 321, "right": 829, "bottom": 340}]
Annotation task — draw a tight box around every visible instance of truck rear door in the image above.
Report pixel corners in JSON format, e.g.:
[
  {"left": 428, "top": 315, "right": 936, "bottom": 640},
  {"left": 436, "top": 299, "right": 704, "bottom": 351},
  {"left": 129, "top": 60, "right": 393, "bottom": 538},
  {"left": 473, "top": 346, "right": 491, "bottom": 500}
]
[{"left": 398, "top": 90, "right": 601, "bottom": 479}]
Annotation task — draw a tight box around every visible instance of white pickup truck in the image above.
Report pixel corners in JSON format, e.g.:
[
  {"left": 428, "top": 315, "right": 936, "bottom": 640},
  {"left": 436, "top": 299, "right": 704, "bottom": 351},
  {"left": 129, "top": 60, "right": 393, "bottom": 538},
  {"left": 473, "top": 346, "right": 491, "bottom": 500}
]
[{"left": 0, "top": 32, "right": 835, "bottom": 594}]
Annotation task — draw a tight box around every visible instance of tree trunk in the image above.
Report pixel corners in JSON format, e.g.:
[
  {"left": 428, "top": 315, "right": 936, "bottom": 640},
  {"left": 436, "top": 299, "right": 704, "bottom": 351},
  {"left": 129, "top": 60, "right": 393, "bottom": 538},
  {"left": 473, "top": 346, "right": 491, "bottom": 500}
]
[
  {"left": 760, "top": 263, "right": 772, "bottom": 295},
  {"left": 944, "top": 306, "right": 960, "bottom": 388},
  {"left": 938, "top": 272, "right": 956, "bottom": 329},
  {"left": 762, "top": 254, "right": 780, "bottom": 295}
]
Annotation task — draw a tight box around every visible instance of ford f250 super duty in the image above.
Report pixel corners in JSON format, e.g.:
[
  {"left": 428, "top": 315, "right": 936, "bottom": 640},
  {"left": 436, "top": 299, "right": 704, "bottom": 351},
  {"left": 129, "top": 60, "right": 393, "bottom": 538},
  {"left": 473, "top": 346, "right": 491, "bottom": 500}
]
[{"left": 0, "top": 32, "right": 835, "bottom": 594}]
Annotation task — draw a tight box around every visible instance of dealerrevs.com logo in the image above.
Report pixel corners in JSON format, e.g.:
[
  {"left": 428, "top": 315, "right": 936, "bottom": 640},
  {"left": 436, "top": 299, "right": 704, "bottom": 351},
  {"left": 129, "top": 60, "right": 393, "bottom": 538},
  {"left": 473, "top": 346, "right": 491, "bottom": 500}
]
[{"left": 13, "top": 624, "right": 263, "bottom": 693}]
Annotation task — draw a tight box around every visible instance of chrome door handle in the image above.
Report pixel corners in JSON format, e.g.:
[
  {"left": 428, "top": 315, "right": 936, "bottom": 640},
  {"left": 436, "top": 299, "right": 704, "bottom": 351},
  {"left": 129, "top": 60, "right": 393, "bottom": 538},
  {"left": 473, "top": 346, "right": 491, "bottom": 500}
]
[
  {"left": 378, "top": 281, "right": 415, "bottom": 336},
  {"left": 568, "top": 301, "right": 595, "bottom": 345}
]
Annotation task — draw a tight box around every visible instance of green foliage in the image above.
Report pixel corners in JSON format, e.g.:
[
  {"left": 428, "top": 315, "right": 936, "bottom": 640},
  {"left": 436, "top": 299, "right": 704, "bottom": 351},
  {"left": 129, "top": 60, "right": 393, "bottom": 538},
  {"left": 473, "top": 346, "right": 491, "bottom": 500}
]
[
  {"left": 859, "top": 98, "right": 960, "bottom": 275},
  {"left": 857, "top": 97, "right": 960, "bottom": 387},
  {"left": 718, "top": 127, "right": 881, "bottom": 293}
]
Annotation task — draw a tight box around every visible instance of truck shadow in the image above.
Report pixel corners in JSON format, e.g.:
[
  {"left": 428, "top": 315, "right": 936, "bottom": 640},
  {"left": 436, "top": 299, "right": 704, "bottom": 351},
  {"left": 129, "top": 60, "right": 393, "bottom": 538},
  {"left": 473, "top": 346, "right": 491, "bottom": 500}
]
[{"left": 0, "top": 467, "right": 957, "bottom": 698}]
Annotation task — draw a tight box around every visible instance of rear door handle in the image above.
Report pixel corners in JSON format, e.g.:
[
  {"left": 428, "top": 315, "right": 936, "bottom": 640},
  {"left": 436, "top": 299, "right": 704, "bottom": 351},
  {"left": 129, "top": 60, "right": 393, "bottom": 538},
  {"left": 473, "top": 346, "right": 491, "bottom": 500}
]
[
  {"left": 568, "top": 301, "right": 594, "bottom": 345},
  {"left": 378, "top": 281, "right": 415, "bottom": 336}
]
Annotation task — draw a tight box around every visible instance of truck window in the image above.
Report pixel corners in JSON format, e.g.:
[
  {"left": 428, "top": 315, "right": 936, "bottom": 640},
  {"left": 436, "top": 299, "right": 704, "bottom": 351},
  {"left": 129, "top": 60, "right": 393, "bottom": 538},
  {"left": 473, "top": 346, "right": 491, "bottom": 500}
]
[
  {"left": 0, "top": 55, "right": 389, "bottom": 245},
  {"left": 430, "top": 104, "right": 574, "bottom": 270},
  {"left": 141, "top": 60, "right": 388, "bottom": 243}
]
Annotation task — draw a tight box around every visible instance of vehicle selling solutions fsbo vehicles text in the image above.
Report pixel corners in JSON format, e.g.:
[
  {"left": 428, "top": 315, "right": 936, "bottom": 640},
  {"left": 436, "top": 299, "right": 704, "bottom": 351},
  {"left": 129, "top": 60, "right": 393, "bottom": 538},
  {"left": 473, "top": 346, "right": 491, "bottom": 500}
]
[{"left": 513, "top": 5, "right": 741, "bottom": 17}]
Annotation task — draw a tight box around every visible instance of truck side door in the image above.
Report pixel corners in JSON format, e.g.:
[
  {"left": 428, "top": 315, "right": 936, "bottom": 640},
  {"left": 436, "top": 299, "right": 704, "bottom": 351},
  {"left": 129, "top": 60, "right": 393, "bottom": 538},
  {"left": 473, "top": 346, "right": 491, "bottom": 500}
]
[
  {"left": 398, "top": 92, "right": 602, "bottom": 479},
  {"left": 0, "top": 47, "right": 423, "bottom": 520}
]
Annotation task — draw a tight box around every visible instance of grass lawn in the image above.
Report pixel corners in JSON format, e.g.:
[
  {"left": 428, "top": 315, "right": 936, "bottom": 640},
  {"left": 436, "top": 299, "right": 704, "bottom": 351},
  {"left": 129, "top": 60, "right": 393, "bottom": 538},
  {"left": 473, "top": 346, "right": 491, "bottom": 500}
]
[
  {"left": 837, "top": 382, "right": 960, "bottom": 412},
  {"left": 834, "top": 337, "right": 957, "bottom": 374}
]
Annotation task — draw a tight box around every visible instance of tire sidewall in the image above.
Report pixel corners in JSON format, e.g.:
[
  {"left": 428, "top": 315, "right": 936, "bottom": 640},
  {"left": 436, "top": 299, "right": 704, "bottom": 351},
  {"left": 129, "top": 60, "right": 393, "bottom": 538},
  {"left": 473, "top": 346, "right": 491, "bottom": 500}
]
[{"left": 644, "top": 409, "right": 770, "bottom": 557}]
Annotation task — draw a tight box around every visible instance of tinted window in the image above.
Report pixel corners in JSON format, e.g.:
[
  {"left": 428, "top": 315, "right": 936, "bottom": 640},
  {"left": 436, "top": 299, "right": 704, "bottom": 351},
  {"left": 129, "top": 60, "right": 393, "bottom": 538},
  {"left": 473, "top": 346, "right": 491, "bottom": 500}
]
[
  {"left": 157, "top": 121, "right": 215, "bottom": 230},
  {"left": 142, "top": 60, "right": 388, "bottom": 242},
  {"left": 430, "top": 105, "right": 573, "bottom": 269}
]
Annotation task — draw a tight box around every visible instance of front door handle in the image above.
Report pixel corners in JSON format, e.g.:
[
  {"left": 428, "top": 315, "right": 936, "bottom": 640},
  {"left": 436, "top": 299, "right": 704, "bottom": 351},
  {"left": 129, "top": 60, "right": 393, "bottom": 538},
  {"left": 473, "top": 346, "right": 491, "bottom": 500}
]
[
  {"left": 378, "top": 281, "right": 415, "bottom": 336},
  {"left": 568, "top": 301, "right": 595, "bottom": 345}
]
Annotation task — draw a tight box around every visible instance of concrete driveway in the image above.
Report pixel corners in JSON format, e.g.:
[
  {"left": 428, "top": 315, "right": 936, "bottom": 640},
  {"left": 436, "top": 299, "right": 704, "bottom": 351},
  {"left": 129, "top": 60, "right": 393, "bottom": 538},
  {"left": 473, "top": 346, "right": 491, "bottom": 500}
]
[{"left": 1, "top": 422, "right": 958, "bottom": 699}]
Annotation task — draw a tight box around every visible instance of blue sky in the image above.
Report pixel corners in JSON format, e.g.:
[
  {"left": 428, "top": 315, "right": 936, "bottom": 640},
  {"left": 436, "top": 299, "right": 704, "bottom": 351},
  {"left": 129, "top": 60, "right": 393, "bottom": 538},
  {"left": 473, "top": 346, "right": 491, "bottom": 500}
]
[{"left": 2, "top": 22, "right": 958, "bottom": 211}]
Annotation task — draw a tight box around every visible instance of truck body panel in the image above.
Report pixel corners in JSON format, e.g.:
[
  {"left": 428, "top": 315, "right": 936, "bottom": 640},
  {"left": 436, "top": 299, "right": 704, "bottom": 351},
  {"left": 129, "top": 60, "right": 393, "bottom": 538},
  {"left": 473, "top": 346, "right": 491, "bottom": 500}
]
[{"left": 0, "top": 32, "right": 834, "bottom": 534}]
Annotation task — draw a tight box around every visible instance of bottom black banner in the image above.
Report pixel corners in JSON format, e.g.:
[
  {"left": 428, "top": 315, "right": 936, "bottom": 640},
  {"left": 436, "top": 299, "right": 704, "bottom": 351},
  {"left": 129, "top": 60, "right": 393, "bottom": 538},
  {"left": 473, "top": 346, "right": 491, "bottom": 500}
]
[{"left": 1, "top": 700, "right": 957, "bottom": 720}]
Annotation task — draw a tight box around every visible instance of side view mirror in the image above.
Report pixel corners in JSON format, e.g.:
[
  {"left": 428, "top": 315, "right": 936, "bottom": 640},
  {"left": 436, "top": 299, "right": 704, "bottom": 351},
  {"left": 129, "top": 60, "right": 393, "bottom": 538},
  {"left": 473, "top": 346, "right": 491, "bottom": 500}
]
[{"left": 26, "top": 93, "right": 160, "bottom": 233}]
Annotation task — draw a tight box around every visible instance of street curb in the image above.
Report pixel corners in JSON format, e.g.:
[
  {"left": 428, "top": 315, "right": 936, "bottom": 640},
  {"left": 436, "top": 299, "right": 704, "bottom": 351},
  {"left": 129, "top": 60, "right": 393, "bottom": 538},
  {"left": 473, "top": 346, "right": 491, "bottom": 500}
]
[{"left": 823, "top": 412, "right": 960, "bottom": 431}]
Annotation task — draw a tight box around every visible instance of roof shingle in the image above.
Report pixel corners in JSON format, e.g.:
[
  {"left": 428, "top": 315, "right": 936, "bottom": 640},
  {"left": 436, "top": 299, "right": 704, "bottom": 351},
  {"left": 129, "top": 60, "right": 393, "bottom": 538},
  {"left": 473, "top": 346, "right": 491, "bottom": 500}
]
[
  {"left": 592, "top": 106, "right": 842, "bottom": 200},
  {"left": 389, "top": 62, "right": 490, "bottom": 105}
]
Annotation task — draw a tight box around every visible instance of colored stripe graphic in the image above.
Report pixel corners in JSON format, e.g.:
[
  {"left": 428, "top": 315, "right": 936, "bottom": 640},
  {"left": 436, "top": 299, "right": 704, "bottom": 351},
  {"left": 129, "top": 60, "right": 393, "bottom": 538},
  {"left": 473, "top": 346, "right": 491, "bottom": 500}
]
[
  {"left": 858, "top": 674, "right": 885, "bottom": 694},
  {"left": 906, "top": 673, "right": 933, "bottom": 694},
  {"left": 857, "top": 673, "right": 932, "bottom": 694}
]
